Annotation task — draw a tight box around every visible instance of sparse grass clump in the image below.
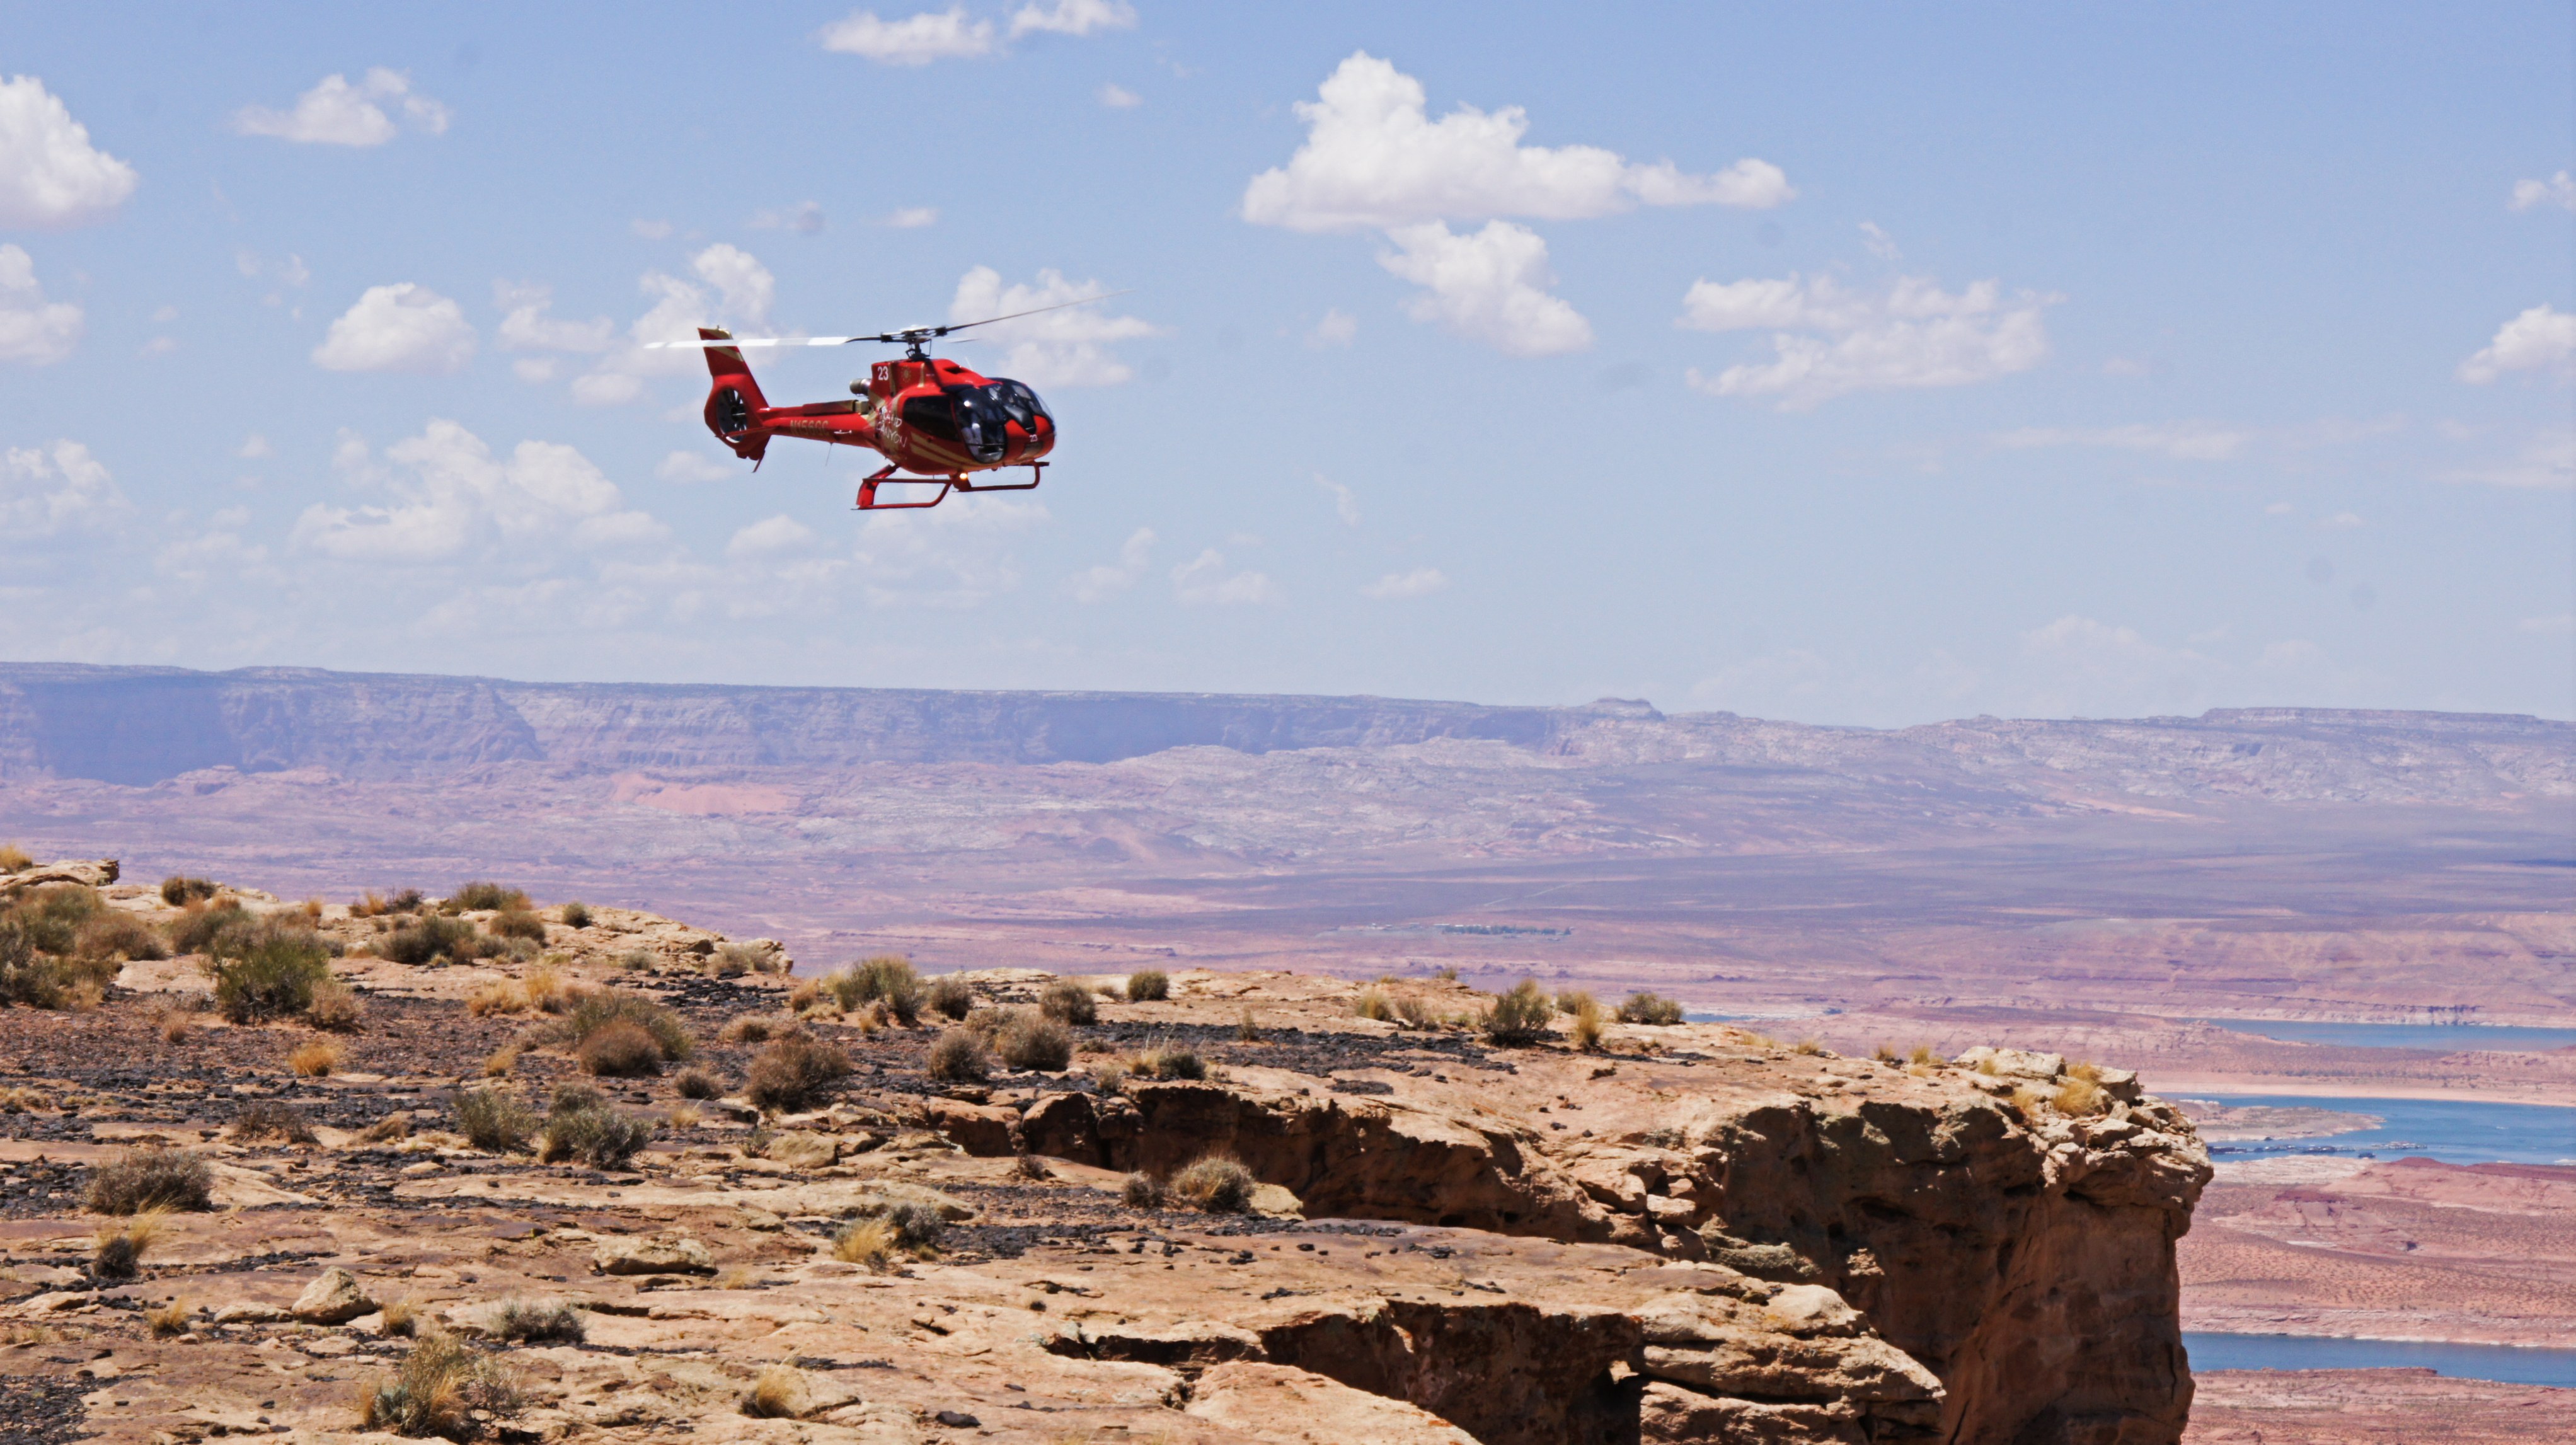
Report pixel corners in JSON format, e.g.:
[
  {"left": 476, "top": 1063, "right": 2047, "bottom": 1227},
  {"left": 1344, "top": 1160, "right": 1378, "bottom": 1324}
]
[
  {"left": 830, "top": 1217, "right": 900, "bottom": 1272},
  {"left": 1911, "top": 1044, "right": 1944, "bottom": 1067},
  {"left": 577, "top": 1020, "right": 665, "bottom": 1078},
  {"left": 1124, "top": 969, "right": 1170, "bottom": 1002},
  {"left": 357, "top": 1112, "right": 412, "bottom": 1144},
  {"left": 448, "top": 882, "right": 530, "bottom": 913},
  {"left": 306, "top": 980, "right": 364, "bottom": 1032},
  {"left": 360, "top": 1333, "right": 520, "bottom": 1441},
  {"left": 1127, "top": 1045, "right": 1205, "bottom": 1081},
  {"left": 742, "top": 1362, "right": 809, "bottom": 1419},
  {"left": 2052, "top": 1074, "right": 2108, "bottom": 1116},
  {"left": 288, "top": 1039, "right": 341, "bottom": 1076},
  {"left": 1122, "top": 1172, "right": 1164, "bottom": 1208},
  {"left": 468, "top": 980, "right": 529, "bottom": 1017},
  {"left": 928, "top": 974, "right": 974, "bottom": 1018},
  {"left": 560, "top": 989, "right": 693, "bottom": 1063},
  {"left": 1791, "top": 1037, "right": 1826, "bottom": 1056},
  {"left": 490, "top": 1299, "right": 585, "bottom": 1344},
  {"left": 824, "top": 955, "right": 921, "bottom": 1023},
  {"left": 1236, "top": 1010, "right": 1261, "bottom": 1042},
  {"left": 719, "top": 1013, "right": 795, "bottom": 1045},
  {"left": 1570, "top": 996, "right": 1607, "bottom": 1051},
  {"left": 211, "top": 924, "right": 334, "bottom": 1024},
  {"left": 928, "top": 1028, "right": 990, "bottom": 1083},
  {"left": 379, "top": 1297, "right": 419, "bottom": 1337},
  {"left": 1555, "top": 989, "right": 1598, "bottom": 1016},
  {"left": 488, "top": 910, "right": 546, "bottom": 942},
  {"left": 536, "top": 1086, "right": 652, "bottom": 1168},
  {"left": 1393, "top": 993, "right": 1432, "bottom": 1028},
  {"left": 1168, "top": 1154, "right": 1256, "bottom": 1214},
  {"left": 1038, "top": 977, "right": 1096, "bottom": 1025},
  {"left": 159, "top": 876, "right": 219, "bottom": 906},
  {"left": 997, "top": 1010, "right": 1072, "bottom": 1072},
  {"left": 91, "top": 1209, "right": 165, "bottom": 1280},
  {"left": 86, "top": 1148, "right": 212, "bottom": 1215},
  {"left": 1483, "top": 979, "right": 1553, "bottom": 1046},
  {"left": 556, "top": 901, "right": 592, "bottom": 930},
  {"left": 744, "top": 1033, "right": 852, "bottom": 1113},
  {"left": 1615, "top": 992, "right": 1685, "bottom": 1026},
  {"left": 145, "top": 1297, "right": 192, "bottom": 1337},
  {"left": 1352, "top": 988, "right": 1393, "bottom": 1022},
  {"left": 674, "top": 1068, "right": 723, "bottom": 1100},
  {"left": 382, "top": 914, "right": 483, "bottom": 967},
  {"left": 74, "top": 911, "right": 168, "bottom": 964},
  {"left": 452, "top": 1087, "right": 535, "bottom": 1153},
  {"left": 0, "top": 844, "right": 32, "bottom": 872},
  {"left": 229, "top": 1100, "right": 316, "bottom": 1144}
]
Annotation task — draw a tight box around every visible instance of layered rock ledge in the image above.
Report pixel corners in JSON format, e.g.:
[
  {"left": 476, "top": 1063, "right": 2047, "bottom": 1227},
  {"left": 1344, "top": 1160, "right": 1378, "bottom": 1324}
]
[{"left": 0, "top": 865, "right": 2209, "bottom": 1443}]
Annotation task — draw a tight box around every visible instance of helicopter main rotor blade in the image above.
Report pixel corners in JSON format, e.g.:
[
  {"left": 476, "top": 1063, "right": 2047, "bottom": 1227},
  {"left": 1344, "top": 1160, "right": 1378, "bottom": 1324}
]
[
  {"left": 643, "top": 336, "right": 861, "bottom": 349},
  {"left": 930, "top": 289, "right": 1136, "bottom": 339},
  {"left": 644, "top": 291, "right": 1134, "bottom": 350}
]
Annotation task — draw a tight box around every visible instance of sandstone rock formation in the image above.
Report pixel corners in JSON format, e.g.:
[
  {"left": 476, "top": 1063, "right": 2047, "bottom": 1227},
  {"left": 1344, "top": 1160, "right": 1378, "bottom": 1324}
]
[{"left": 0, "top": 866, "right": 2211, "bottom": 1443}]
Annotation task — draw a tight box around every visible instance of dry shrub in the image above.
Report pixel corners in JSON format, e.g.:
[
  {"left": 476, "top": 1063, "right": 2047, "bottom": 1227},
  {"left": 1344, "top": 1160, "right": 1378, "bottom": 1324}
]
[
  {"left": 360, "top": 1332, "right": 520, "bottom": 1440},
  {"left": 92, "top": 1209, "right": 164, "bottom": 1280},
  {"left": 745, "top": 1033, "right": 852, "bottom": 1112},
  {"left": 1092, "top": 1059, "right": 1128, "bottom": 1095},
  {"left": 536, "top": 1086, "right": 652, "bottom": 1168},
  {"left": 1124, "top": 969, "right": 1170, "bottom": 1003},
  {"left": 159, "top": 875, "right": 217, "bottom": 906},
  {"left": 490, "top": 1298, "right": 585, "bottom": 1344},
  {"left": 488, "top": 910, "right": 546, "bottom": 942},
  {"left": 0, "top": 844, "right": 33, "bottom": 872},
  {"left": 229, "top": 1100, "right": 316, "bottom": 1144},
  {"left": 467, "top": 980, "right": 529, "bottom": 1017},
  {"left": 1122, "top": 1172, "right": 1164, "bottom": 1208},
  {"left": 710, "top": 941, "right": 776, "bottom": 978},
  {"left": 1554, "top": 988, "right": 1598, "bottom": 1016},
  {"left": 830, "top": 1216, "right": 899, "bottom": 1271},
  {"left": 145, "top": 1297, "right": 192, "bottom": 1338},
  {"left": 1872, "top": 1042, "right": 1901, "bottom": 1064},
  {"left": 2009, "top": 1083, "right": 2052, "bottom": 1120},
  {"left": 1393, "top": 993, "right": 1432, "bottom": 1028},
  {"left": 1128, "top": 1045, "right": 1204, "bottom": 1081},
  {"left": 449, "top": 881, "right": 530, "bottom": 913},
  {"left": 997, "top": 1010, "right": 1072, "bottom": 1072},
  {"left": 74, "top": 911, "right": 168, "bottom": 964},
  {"left": 210, "top": 924, "right": 333, "bottom": 1023},
  {"left": 849, "top": 1197, "right": 946, "bottom": 1250},
  {"left": 1910, "top": 1044, "right": 1943, "bottom": 1067},
  {"left": 1038, "top": 978, "right": 1097, "bottom": 1025},
  {"left": 1011, "top": 1151, "right": 1051, "bottom": 1180},
  {"left": 382, "top": 914, "right": 481, "bottom": 967},
  {"left": 307, "top": 981, "right": 364, "bottom": 1032},
  {"left": 556, "top": 901, "right": 592, "bottom": 930},
  {"left": 577, "top": 1020, "right": 664, "bottom": 1078},
  {"left": 742, "top": 1362, "right": 808, "bottom": 1419},
  {"left": 1791, "top": 1037, "right": 1826, "bottom": 1056},
  {"left": 2052, "top": 1076, "right": 2107, "bottom": 1116},
  {"left": 357, "top": 1112, "right": 413, "bottom": 1144},
  {"left": 673, "top": 1068, "right": 722, "bottom": 1100},
  {"left": 288, "top": 1039, "right": 341, "bottom": 1077},
  {"left": 87, "top": 1148, "right": 212, "bottom": 1214},
  {"left": 1352, "top": 988, "right": 1393, "bottom": 1022},
  {"left": 720, "top": 1013, "right": 791, "bottom": 1045},
  {"left": 1570, "top": 996, "right": 1607, "bottom": 1052},
  {"left": 1616, "top": 992, "right": 1685, "bottom": 1026},
  {"left": 149, "top": 996, "right": 201, "bottom": 1044},
  {"left": 379, "top": 1296, "right": 420, "bottom": 1337},
  {"left": 560, "top": 989, "right": 693, "bottom": 1062},
  {"left": 825, "top": 955, "right": 921, "bottom": 1023},
  {"left": 1168, "top": 1154, "right": 1255, "bottom": 1214},
  {"left": 665, "top": 1102, "right": 702, "bottom": 1130},
  {"left": 1236, "top": 1010, "right": 1261, "bottom": 1042},
  {"left": 928, "top": 1028, "right": 989, "bottom": 1083},
  {"left": 482, "top": 1045, "right": 519, "bottom": 1078},
  {"left": 452, "top": 1087, "right": 534, "bottom": 1153},
  {"left": 1483, "top": 979, "right": 1553, "bottom": 1046}
]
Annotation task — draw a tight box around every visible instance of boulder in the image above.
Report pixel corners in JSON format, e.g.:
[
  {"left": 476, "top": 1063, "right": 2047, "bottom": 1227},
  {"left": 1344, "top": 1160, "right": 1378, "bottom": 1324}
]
[
  {"left": 594, "top": 1235, "right": 715, "bottom": 1275},
  {"left": 211, "top": 1301, "right": 285, "bottom": 1325},
  {"left": 1187, "top": 1362, "right": 1479, "bottom": 1444},
  {"left": 762, "top": 1131, "right": 840, "bottom": 1169},
  {"left": 0, "top": 858, "right": 118, "bottom": 894},
  {"left": 925, "top": 1097, "right": 1018, "bottom": 1157},
  {"left": 290, "top": 1267, "right": 376, "bottom": 1324}
]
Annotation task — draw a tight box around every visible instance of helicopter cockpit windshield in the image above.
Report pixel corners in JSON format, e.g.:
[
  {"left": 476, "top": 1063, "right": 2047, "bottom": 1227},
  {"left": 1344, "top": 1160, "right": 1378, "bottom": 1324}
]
[{"left": 948, "top": 380, "right": 1052, "bottom": 464}]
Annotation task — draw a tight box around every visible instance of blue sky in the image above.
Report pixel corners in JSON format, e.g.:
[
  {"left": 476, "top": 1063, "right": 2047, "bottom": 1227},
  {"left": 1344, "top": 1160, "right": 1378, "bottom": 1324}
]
[{"left": 4, "top": 2, "right": 2570, "bottom": 724}]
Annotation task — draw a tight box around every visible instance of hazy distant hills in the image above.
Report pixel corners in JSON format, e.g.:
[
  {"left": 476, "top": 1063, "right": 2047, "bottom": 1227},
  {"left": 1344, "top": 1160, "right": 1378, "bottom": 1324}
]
[{"left": 0, "top": 662, "right": 2564, "bottom": 805}]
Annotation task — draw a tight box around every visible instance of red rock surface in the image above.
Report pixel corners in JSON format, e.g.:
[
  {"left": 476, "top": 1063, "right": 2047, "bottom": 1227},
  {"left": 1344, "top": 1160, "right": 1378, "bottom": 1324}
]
[{"left": 2185, "top": 1369, "right": 2576, "bottom": 1442}]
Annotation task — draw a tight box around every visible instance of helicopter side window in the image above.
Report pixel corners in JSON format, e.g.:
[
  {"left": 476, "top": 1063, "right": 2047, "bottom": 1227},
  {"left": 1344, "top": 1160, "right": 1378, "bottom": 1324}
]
[
  {"left": 900, "top": 392, "right": 960, "bottom": 443},
  {"left": 947, "top": 386, "right": 1011, "bottom": 463}
]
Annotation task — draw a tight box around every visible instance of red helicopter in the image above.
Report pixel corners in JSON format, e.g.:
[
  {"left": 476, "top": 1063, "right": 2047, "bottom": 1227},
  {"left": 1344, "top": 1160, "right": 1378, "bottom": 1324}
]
[{"left": 652, "top": 294, "right": 1121, "bottom": 510}]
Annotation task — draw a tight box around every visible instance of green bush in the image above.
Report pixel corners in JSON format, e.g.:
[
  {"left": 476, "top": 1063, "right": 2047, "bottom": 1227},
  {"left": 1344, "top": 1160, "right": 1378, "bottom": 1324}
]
[
  {"left": 537, "top": 1086, "right": 651, "bottom": 1168},
  {"left": 212, "top": 927, "right": 333, "bottom": 1023},
  {"left": 744, "top": 1033, "right": 851, "bottom": 1112},
  {"left": 827, "top": 955, "right": 921, "bottom": 1023},
  {"left": 86, "top": 1147, "right": 213, "bottom": 1214},
  {"left": 449, "top": 881, "right": 530, "bottom": 912},
  {"left": 168, "top": 900, "right": 249, "bottom": 957},
  {"left": 1615, "top": 992, "right": 1685, "bottom": 1026},
  {"left": 488, "top": 910, "right": 547, "bottom": 941},
  {"left": 927, "top": 1028, "right": 989, "bottom": 1083},
  {"left": 8, "top": 884, "right": 102, "bottom": 956},
  {"left": 576, "top": 1020, "right": 664, "bottom": 1078},
  {"left": 74, "top": 911, "right": 168, "bottom": 964},
  {"left": 452, "top": 1087, "right": 535, "bottom": 1153},
  {"left": 1038, "top": 979, "right": 1096, "bottom": 1025},
  {"left": 382, "top": 914, "right": 480, "bottom": 967},
  {"left": 1483, "top": 979, "right": 1554, "bottom": 1046},
  {"left": 0, "top": 919, "right": 114, "bottom": 1009},
  {"left": 998, "top": 1010, "right": 1072, "bottom": 1072},
  {"left": 1124, "top": 969, "right": 1170, "bottom": 1002}
]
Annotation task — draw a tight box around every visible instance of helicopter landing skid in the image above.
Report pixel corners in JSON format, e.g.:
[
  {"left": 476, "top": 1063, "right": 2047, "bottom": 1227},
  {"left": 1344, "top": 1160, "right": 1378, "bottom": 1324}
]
[{"left": 854, "top": 462, "right": 1047, "bottom": 511}]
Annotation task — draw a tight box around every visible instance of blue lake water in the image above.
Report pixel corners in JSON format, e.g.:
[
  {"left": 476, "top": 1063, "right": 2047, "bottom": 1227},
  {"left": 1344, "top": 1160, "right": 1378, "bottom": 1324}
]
[
  {"left": 2205, "top": 1018, "right": 2576, "bottom": 1051},
  {"left": 2187, "top": 1332, "right": 2576, "bottom": 1386},
  {"left": 2187, "top": 1093, "right": 2576, "bottom": 1166}
]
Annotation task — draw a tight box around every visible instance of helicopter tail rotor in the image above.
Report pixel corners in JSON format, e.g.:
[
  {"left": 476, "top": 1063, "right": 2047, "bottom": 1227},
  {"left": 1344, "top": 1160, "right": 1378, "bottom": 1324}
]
[{"left": 698, "top": 327, "right": 771, "bottom": 461}]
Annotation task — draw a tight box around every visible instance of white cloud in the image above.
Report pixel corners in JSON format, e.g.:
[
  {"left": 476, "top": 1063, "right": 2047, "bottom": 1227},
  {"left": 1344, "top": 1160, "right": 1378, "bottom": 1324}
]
[
  {"left": 948, "top": 265, "right": 1157, "bottom": 386},
  {"left": 1362, "top": 567, "right": 1447, "bottom": 599},
  {"left": 656, "top": 450, "right": 738, "bottom": 484},
  {"left": 312, "top": 282, "right": 478, "bottom": 373},
  {"left": 1994, "top": 421, "right": 2248, "bottom": 461},
  {"left": 1379, "top": 221, "right": 1592, "bottom": 356},
  {"left": 495, "top": 282, "right": 616, "bottom": 352},
  {"left": 689, "top": 243, "right": 775, "bottom": 325},
  {"left": 1314, "top": 474, "right": 1359, "bottom": 526},
  {"left": 0, "top": 440, "right": 130, "bottom": 536},
  {"left": 237, "top": 434, "right": 272, "bottom": 460},
  {"left": 630, "top": 219, "right": 673, "bottom": 240},
  {"left": 1243, "top": 52, "right": 1791, "bottom": 233},
  {"left": 1065, "top": 526, "right": 1154, "bottom": 601},
  {"left": 819, "top": 8, "right": 995, "bottom": 64},
  {"left": 2442, "top": 430, "right": 2575, "bottom": 490},
  {"left": 750, "top": 200, "right": 826, "bottom": 233},
  {"left": 1681, "top": 272, "right": 2051, "bottom": 408},
  {"left": 885, "top": 206, "right": 940, "bottom": 229},
  {"left": 2457, "top": 304, "right": 2575, "bottom": 383},
  {"left": 1011, "top": 0, "right": 1136, "bottom": 37},
  {"left": 726, "top": 514, "right": 817, "bottom": 558},
  {"left": 852, "top": 495, "right": 1047, "bottom": 608},
  {"left": 0, "top": 245, "right": 83, "bottom": 365},
  {"left": 1097, "top": 83, "right": 1141, "bottom": 110},
  {"left": 1171, "top": 548, "right": 1275, "bottom": 606},
  {"left": 512, "top": 357, "right": 557, "bottom": 384},
  {"left": 292, "top": 420, "right": 665, "bottom": 562},
  {"left": 233, "top": 68, "right": 449, "bottom": 146},
  {"left": 1858, "top": 221, "right": 1901, "bottom": 260},
  {"left": 0, "top": 76, "right": 137, "bottom": 228},
  {"left": 574, "top": 244, "right": 778, "bottom": 403},
  {"left": 1306, "top": 308, "right": 1358, "bottom": 348},
  {"left": 2510, "top": 171, "right": 2575, "bottom": 212}
]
